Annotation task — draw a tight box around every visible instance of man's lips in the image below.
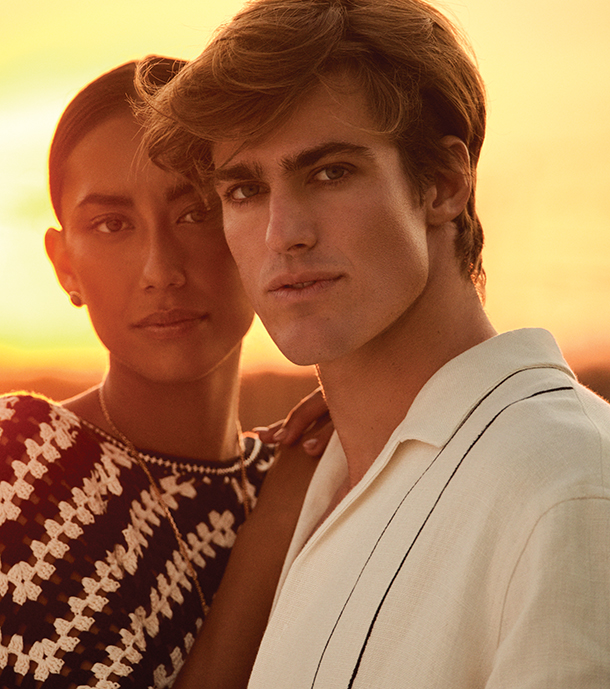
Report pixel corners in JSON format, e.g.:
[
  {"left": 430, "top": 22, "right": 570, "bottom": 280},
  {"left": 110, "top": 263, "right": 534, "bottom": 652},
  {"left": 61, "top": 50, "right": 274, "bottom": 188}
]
[
  {"left": 133, "top": 309, "right": 207, "bottom": 329},
  {"left": 266, "top": 272, "right": 343, "bottom": 293}
]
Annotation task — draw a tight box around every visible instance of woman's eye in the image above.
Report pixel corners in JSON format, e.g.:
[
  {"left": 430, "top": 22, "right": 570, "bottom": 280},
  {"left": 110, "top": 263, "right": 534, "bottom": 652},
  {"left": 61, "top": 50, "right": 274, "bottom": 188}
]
[
  {"left": 314, "top": 165, "right": 348, "bottom": 182},
  {"left": 179, "top": 207, "right": 208, "bottom": 223},
  {"left": 230, "top": 184, "right": 261, "bottom": 201},
  {"left": 93, "top": 216, "right": 130, "bottom": 233}
]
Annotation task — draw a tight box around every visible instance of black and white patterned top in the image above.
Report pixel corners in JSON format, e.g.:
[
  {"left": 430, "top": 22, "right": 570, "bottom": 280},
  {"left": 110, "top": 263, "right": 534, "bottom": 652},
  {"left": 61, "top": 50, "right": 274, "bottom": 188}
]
[{"left": 0, "top": 393, "right": 272, "bottom": 688}]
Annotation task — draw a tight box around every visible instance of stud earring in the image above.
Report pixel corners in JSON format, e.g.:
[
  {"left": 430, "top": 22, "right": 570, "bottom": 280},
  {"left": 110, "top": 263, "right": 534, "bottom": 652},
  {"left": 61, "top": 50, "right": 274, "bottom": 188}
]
[{"left": 69, "top": 291, "right": 84, "bottom": 307}]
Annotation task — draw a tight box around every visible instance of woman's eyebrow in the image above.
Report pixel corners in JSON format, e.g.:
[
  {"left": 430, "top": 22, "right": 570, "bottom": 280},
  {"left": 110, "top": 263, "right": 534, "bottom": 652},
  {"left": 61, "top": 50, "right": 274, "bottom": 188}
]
[
  {"left": 75, "top": 183, "right": 198, "bottom": 210},
  {"left": 76, "top": 193, "right": 133, "bottom": 209},
  {"left": 166, "top": 182, "right": 198, "bottom": 203}
]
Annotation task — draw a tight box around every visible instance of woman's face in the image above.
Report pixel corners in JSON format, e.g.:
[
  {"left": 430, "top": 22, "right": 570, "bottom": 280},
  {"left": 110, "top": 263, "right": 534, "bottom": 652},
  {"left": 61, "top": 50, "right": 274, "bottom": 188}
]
[{"left": 48, "top": 113, "right": 254, "bottom": 384}]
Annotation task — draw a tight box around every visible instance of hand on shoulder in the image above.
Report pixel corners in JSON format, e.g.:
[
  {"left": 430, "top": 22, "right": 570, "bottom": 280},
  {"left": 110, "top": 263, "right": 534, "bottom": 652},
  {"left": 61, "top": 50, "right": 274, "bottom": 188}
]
[{"left": 254, "top": 386, "right": 333, "bottom": 457}]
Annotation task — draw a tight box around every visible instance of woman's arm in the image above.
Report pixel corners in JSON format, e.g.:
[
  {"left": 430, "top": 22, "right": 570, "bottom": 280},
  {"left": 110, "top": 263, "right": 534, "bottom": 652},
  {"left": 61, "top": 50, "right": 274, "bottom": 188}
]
[{"left": 173, "top": 401, "right": 332, "bottom": 689}]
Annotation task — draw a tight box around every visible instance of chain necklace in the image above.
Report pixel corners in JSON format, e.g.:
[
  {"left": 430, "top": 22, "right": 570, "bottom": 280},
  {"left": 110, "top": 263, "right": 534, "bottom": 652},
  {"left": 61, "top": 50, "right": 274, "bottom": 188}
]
[{"left": 97, "top": 384, "right": 252, "bottom": 616}]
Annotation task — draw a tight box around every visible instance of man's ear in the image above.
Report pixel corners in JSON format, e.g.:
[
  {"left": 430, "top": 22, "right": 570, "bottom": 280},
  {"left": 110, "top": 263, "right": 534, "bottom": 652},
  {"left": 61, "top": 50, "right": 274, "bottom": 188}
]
[
  {"left": 425, "top": 136, "right": 472, "bottom": 226},
  {"left": 45, "top": 227, "right": 81, "bottom": 297}
]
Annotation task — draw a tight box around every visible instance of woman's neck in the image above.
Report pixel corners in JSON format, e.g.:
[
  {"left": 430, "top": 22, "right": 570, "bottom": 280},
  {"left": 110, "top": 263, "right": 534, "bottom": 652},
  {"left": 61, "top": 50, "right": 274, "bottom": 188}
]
[{"left": 63, "top": 346, "right": 244, "bottom": 462}]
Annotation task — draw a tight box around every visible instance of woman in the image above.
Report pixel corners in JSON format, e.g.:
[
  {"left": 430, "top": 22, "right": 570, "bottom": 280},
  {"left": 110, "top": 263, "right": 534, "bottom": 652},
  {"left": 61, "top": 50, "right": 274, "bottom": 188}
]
[{"left": 0, "top": 58, "right": 325, "bottom": 688}]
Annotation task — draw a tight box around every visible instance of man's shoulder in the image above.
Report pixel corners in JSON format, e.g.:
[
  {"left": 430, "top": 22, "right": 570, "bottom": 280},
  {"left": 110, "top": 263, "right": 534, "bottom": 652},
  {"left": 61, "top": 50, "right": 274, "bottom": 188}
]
[
  {"left": 509, "top": 374, "right": 610, "bottom": 451},
  {"left": 466, "top": 375, "right": 610, "bottom": 506},
  {"left": 569, "top": 379, "right": 610, "bottom": 435},
  {"left": 446, "top": 329, "right": 610, "bottom": 464}
]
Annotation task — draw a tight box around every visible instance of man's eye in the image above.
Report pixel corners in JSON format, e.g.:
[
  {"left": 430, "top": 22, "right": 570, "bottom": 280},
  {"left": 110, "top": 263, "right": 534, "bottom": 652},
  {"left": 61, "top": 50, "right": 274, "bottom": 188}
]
[
  {"left": 320, "top": 165, "right": 347, "bottom": 180},
  {"left": 314, "top": 165, "right": 347, "bottom": 182},
  {"left": 230, "top": 184, "right": 261, "bottom": 200}
]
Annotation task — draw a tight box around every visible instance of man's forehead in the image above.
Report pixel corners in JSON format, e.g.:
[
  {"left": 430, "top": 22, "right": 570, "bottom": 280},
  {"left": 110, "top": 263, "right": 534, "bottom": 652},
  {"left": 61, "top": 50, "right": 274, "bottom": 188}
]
[
  {"left": 212, "top": 139, "right": 259, "bottom": 173},
  {"left": 212, "top": 75, "right": 378, "bottom": 170}
]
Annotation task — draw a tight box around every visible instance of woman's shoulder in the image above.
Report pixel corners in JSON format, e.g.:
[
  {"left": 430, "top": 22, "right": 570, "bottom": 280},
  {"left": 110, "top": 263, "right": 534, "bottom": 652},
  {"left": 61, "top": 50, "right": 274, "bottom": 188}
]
[
  {"left": 0, "top": 392, "right": 102, "bottom": 476},
  {"left": 242, "top": 431, "right": 274, "bottom": 465},
  {"left": 0, "top": 391, "right": 79, "bottom": 434}
]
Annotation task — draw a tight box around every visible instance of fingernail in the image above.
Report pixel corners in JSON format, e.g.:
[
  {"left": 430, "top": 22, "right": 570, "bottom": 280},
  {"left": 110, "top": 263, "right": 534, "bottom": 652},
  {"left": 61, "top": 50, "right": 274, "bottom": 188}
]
[
  {"left": 303, "top": 438, "right": 319, "bottom": 453},
  {"left": 273, "top": 428, "right": 287, "bottom": 442},
  {"left": 252, "top": 426, "right": 269, "bottom": 434}
]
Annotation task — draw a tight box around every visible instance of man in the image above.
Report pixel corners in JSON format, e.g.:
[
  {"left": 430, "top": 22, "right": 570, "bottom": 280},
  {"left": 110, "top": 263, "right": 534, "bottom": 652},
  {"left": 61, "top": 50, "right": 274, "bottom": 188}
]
[{"left": 142, "top": 0, "right": 610, "bottom": 686}]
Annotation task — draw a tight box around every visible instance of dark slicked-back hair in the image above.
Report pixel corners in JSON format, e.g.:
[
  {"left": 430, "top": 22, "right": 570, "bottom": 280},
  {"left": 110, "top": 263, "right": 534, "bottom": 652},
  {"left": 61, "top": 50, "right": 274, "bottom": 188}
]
[
  {"left": 49, "top": 56, "right": 185, "bottom": 224},
  {"left": 140, "top": 0, "right": 486, "bottom": 283}
]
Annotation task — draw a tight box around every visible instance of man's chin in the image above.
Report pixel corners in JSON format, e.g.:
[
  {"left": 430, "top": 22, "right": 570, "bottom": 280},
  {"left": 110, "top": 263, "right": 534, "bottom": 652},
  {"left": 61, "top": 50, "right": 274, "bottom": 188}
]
[{"left": 265, "top": 332, "right": 323, "bottom": 368}]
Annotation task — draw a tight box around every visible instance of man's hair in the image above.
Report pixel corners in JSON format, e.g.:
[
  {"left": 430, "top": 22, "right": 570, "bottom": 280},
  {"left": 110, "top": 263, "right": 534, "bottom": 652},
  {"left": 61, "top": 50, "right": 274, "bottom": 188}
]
[
  {"left": 49, "top": 56, "right": 185, "bottom": 224},
  {"left": 140, "top": 0, "right": 487, "bottom": 283}
]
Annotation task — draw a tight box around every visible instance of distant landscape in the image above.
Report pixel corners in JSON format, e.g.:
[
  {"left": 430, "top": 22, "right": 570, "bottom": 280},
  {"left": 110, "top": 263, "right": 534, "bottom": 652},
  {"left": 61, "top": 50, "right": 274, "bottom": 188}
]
[
  {"left": 0, "top": 369, "right": 320, "bottom": 432},
  {"left": 2, "top": 359, "right": 609, "bottom": 434}
]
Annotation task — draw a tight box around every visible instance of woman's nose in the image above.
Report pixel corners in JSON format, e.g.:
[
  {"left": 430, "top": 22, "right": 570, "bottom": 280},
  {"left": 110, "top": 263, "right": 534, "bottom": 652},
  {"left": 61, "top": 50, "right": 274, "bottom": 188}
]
[{"left": 140, "top": 228, "right": 187, "bottom": 291}]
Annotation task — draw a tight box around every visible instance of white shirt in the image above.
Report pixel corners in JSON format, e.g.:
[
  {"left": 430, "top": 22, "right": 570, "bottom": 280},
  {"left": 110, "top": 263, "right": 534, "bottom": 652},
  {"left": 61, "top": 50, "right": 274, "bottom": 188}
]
[{"left": 249, "top": 329, "right": 610, "bottom": 688}]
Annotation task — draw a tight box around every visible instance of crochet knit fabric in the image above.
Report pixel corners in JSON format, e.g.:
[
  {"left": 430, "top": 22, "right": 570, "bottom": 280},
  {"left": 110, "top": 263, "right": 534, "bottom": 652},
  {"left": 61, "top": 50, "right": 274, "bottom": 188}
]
[{"left": 0, "top": 394, "right": 271, "bottom": 688}]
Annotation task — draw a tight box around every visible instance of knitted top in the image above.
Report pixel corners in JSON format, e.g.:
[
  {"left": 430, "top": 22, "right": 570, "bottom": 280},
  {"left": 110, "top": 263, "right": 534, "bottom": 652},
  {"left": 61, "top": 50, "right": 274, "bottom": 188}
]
[{"left": 0, "top": 393, "right": 271, "bottom": 688}]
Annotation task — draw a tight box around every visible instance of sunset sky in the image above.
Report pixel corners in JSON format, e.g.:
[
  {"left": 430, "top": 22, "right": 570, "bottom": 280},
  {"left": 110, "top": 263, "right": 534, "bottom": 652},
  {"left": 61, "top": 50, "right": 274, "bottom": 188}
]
[{"left": 1, "top": 0, "right": 609, "bottom": 381}]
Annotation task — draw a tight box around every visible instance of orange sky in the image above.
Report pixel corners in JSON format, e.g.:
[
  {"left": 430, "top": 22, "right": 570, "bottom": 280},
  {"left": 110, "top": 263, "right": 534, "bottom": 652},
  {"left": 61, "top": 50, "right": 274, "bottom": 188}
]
[{"left": 1, "top": 0, "right": 609, "bottom": 380}]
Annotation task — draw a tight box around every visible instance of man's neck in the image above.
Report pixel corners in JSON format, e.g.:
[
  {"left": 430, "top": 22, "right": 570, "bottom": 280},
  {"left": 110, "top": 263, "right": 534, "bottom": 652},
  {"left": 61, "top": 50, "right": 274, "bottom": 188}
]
[{"left": 317, "top": 280, "right": 496, "bottom": 490}]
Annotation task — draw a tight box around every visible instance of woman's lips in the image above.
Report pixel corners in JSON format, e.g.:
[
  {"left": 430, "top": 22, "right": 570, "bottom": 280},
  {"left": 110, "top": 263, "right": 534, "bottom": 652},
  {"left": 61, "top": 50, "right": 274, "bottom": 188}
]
[{"left": 133, "top": 309, "right": 208, "bottom": 338}]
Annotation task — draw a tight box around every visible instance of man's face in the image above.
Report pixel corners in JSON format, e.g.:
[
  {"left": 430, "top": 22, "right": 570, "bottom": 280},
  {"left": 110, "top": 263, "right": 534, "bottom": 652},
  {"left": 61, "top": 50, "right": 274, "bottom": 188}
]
[{"left": 213, "top": 76, "right": 434, "bottom": 367}]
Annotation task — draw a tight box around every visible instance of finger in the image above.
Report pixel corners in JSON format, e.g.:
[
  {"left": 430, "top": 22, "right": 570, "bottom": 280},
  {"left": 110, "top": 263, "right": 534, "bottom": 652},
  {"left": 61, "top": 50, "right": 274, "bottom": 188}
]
[
  {"left": 302, "top": 420, "right": 334, "bottom": 456},
  {"left": 253, "top": 420, "right": 285, "bottom": 444},
  {"left": 278, "top": 387, "right": 329, "bottom": 445}
]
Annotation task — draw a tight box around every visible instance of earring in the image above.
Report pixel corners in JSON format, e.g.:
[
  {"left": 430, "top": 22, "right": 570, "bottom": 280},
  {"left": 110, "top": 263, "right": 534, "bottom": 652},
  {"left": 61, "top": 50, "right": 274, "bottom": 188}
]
[{"left": 69, "top": 291, "right": 84, "bottom": 307}]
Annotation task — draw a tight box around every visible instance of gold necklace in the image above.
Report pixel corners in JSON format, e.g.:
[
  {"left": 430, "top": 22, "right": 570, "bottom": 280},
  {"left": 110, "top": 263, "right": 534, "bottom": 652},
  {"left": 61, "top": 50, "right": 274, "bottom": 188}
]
[{"left": 97, "top": 384, "right": 252, "bottom": 616}]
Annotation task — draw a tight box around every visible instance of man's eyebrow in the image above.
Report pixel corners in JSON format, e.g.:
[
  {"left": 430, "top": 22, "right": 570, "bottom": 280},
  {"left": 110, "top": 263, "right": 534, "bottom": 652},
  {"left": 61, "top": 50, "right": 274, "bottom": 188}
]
[
  {"left": 281, "top": 142, "right": 374, "bottom": 173},
  {"left": 213, "top": 142, "right": 374, "bottom": 184},
  {"left": 213, "top": 162, "right": 264, "bottom": 185}
]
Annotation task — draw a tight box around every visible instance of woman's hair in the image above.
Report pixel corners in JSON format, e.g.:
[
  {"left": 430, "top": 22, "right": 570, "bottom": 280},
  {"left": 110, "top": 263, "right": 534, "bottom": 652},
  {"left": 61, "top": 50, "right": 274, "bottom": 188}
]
[
  {"left": 139, "top": 0, "right": 487, "bottom": 285},
  {"left": 49, "top": 56, "right": 185, "bottom": 224}
]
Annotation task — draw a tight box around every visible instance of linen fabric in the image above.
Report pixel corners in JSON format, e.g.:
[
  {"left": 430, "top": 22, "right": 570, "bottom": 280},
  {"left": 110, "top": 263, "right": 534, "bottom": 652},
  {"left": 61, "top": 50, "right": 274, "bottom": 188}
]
[
  {"left": 0, "top": 393, "right": 271, "bottom": 688},
  {"left": 249, "top": 329, "right": 610, "bottom": 688}
]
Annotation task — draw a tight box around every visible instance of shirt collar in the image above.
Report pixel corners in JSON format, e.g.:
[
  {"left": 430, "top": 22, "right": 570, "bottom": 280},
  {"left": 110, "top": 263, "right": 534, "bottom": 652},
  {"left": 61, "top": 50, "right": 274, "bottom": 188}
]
[
  {"left": 393, "top": 328, "right": 574, "bottom": 448},
  {"left": 279, "top": 329, "right": 575, "bottom": 577}
]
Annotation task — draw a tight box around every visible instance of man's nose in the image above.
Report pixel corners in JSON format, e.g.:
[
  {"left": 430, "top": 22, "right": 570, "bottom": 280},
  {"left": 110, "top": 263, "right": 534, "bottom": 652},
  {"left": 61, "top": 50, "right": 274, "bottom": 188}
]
[{"left": 265, "top": 192, "right": 317, "bottom": 255}]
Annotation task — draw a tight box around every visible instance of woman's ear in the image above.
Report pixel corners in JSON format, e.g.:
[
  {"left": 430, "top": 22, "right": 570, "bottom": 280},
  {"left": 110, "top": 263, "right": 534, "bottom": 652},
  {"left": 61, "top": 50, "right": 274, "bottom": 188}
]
[
  {"left": 45, "top": 227, "right": 84, "bottom": 305},
  {"left": 425, "top": 136, "right": 472, "bottom": 226}
]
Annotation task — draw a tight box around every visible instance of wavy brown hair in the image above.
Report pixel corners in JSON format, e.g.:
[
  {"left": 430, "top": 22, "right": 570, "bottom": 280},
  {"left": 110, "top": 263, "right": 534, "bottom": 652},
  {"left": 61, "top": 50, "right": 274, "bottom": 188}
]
[{"left": 138, "top": 0, "right": 487, "bottom": 284}]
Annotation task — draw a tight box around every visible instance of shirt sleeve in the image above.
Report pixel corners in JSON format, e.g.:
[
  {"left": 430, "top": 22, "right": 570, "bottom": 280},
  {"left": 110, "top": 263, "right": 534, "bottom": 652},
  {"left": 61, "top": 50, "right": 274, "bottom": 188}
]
[{"left": 488, "top": 496, "right": 610, "bottom": 688}]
